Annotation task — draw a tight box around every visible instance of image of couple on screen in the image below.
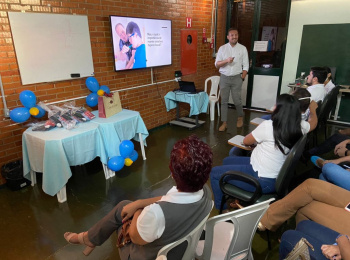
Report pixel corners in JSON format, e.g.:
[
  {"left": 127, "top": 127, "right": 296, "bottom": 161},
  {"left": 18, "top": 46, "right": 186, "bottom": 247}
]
[{"left": 114, "top": 21, "right": 146, "bottom": 70}]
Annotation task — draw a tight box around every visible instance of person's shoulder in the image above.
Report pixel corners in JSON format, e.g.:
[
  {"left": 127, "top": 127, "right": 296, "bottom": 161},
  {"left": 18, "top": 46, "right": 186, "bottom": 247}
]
[
  {"left": 260, "top": 119, "right": 272, "bottom": 127},
  {"left": 237, "top": 42, "right": 248, "bottom": 50},
  {"left": 218, "top": 43, "right": 229, "bottom": 50}
]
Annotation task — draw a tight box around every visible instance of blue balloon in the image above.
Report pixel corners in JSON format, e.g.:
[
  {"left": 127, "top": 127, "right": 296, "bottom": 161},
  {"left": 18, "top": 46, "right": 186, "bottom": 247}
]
[
  {"left": 33, "top": 105, "right": 46, "bottom": 118},
  {"left": 85, "top": 77, "right": 99, "bottom": 92},
  {"left": 129, "top": 150, "right": 138, "bottom": 162},
  {"left": 100, "top": 85, "right": 110, "bottom": 94},
  {"left": 86, "top": 93, "right": 98, "bottom": 107},
  {"left": 107, "top": 156, "right": 125, "bottom": 171},
  {"left": 10, "top": 107, "right": 30, "bottom": 123},
  {"left": 120, "top": 140, "right": 134, "bottom": 158},
  {"left": 19, "top": 90, "right": 36, "bottom": 108}
]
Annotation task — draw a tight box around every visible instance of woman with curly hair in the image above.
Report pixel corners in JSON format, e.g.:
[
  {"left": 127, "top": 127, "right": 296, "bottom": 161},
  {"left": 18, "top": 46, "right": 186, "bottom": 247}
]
[{"left": 64, "top": 135, "right": 213, "bottom": 259}]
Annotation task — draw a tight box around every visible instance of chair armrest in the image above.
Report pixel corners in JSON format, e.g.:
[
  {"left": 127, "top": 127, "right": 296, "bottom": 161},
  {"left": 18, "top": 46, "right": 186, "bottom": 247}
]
[{"left": 219, "top": 171, "right": 262, "bottom": 204}]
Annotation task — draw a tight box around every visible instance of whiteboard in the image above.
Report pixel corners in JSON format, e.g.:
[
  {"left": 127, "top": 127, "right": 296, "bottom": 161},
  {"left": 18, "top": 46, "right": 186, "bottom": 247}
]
[{"left": 9, "top": 12, "right": 94, "bottom": 85}]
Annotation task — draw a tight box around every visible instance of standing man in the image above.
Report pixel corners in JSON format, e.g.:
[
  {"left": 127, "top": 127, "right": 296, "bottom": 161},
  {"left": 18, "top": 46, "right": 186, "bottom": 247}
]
[{"left": 215, "top": 28, "right": 249, "bottom": 130}]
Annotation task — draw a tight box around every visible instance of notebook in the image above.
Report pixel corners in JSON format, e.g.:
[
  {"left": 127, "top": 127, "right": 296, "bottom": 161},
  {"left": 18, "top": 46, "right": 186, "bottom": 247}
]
[
  {"left": 227, "top": 135, "right": 252, "bottom": 151},
  {"left": 178, "top": 81, "right": 202, "bottom": 93}
]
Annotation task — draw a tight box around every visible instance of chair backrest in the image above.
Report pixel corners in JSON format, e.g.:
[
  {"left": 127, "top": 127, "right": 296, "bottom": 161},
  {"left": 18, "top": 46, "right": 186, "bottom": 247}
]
[
  {"left": 205, "top": 76, "right": 220, "bottom": 98},
  {"left": 318, "top": 85, "right": 340, "bottom": 123},
  {"left": 195, "top": 198, "right": 274, "bottom": 260},
  {"left": 275, "top": 134, "right": 307, "bottom": 198},
  {"left": 156, "top": 202, "right": 213, "bottom": 260}
]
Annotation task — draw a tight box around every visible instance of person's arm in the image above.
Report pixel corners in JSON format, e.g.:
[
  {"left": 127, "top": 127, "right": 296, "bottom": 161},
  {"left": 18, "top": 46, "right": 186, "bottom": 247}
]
[
  {"left": 125, "top": 49, "right": 136, "bottom": 69},
  {"left": 243, "top": 133, "right": 257, "bottom": 146},
  {"left": 241, "top": 47, "right": 249, "bottom": 79},
  {"left": 121, "top": 196, "right": 162, "bottom": 222},
  {"left": 334, "top": 146, "right": 350, "bottom": 158},
  {"left": 321, "top": 244, "right": 341, "bottom": 260},
  {"left": 324, "top": 156, "right": 350, "bottom": 165},
  {"left": 334, "top": 139, "right": 350, "bottom": 154},
  {"left": 337, "top": 235, "right": 350, "bottom": 259},
  {"left": 307, "top": 101, "right": 318, "bottom": 132},
  {"left": 216, "top": 57, "right": 234, "bottom": 69},
  {"left": 128, "top": 209, "right": 149, "bottom": 245},
  {"left": 241, "top": 70, "right": 248, "bottom": 80}
]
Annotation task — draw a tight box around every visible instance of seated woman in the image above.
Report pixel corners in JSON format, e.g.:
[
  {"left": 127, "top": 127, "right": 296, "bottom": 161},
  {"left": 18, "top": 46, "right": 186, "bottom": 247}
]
[
  {"left": 258, "top": 179, "right": 350, "bottom": 239},
  {"left": 280, "top": 220, "right": 350, "bottom": 260},
  {"left": 64, "top": 135, "right": 213, "bottom": 259},
  {"left": 310, "top": 155, "right": 350, "bottom": 191},
  {"left": 210, "top": 94, "right": 317, "bottom": 210}
]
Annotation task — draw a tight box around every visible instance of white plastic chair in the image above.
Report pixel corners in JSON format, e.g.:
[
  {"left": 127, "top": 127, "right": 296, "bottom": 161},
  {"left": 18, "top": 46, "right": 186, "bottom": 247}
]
[
  {"left": 156, "top": 202, "right": 213, "bottom": 260},
  {"left": 205, "top": 76, "right": 220, "bottom": 121},
  {"left": 195, "top": 198, "right": 274, "bottom": 260}
]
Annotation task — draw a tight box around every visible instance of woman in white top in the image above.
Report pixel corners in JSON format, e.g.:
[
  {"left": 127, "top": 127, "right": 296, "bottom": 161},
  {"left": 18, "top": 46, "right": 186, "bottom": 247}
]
[{"left": 210, "top": 94, "right": 317, "bottom": 210}]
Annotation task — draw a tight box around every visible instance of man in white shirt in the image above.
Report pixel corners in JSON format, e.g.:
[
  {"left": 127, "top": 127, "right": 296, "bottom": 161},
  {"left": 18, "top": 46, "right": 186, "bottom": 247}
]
[
  {"left": 215, "top": 28, "right": 249, "bottom": 130},
  {"left": 306, "top": 66, "right": 327, "bottom": 103}
]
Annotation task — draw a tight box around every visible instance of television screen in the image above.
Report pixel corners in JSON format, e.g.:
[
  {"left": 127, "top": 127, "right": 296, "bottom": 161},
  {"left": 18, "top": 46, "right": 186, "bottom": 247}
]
[{"left": 110, "top": 16, "right": 172, "bottom": 71}]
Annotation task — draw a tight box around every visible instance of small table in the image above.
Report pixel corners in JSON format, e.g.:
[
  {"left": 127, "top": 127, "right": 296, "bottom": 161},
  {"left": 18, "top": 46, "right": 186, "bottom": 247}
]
[
  {"left": 164, "top": 91, "right": 209, "bottom": 130},
  {"left": 22, "top": 109, "right": 149, "bottom": 203}
]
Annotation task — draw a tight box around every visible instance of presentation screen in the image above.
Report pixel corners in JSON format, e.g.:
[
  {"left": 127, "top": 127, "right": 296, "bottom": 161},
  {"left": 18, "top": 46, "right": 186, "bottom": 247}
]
[{"left": 110, "top": 16, "right": 172, "bottom": 71}]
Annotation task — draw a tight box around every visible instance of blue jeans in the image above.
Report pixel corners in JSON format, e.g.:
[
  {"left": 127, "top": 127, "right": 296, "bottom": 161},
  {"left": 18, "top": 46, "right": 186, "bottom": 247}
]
[
  {"left": 319, "top": 163, "right": 350, "bottom": 191},
  {"left": 229, "top": 147, "right": 251, "bottom": 157},
  {"left": 279, "top": 220, "right": 339, "bottom": 260},
  {"left": 210, "top": 156, "right": 276, "bottom": 209},
  {"left": 261, "top": 114, "right": 272, "bottom": 120}
]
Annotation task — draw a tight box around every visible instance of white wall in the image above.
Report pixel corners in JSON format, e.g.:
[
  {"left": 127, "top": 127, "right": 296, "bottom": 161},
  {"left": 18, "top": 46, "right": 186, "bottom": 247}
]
[{"left": 281, "top": 0, "right": 350, "bottom": 94}]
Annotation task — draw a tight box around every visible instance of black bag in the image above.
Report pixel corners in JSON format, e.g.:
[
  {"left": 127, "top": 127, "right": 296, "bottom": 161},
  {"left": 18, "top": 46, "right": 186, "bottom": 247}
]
[{"left": 1, "top": 160, "right": 31, "bottom": 191}]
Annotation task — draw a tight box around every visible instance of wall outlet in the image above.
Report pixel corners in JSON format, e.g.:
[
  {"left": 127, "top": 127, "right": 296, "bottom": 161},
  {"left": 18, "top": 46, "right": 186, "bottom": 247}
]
[{"left": 207, "top": 38, "right": 211, "bottom": 43}]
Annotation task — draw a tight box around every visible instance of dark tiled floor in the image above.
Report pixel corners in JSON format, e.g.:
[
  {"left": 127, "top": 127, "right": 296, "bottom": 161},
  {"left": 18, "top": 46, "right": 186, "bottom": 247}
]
[{"left": 0, "top": 107, "right": 345, "bottom": 260}]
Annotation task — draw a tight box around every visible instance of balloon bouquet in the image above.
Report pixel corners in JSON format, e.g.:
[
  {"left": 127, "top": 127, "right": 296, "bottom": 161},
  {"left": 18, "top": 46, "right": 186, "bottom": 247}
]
[
  {"left": 10, "top": 90, "right": 46, "bottom": 123},
  {"left": 107, "top": 140, "right": 139, "bottom": 171},
  {"left": 85, "top": 77, "right": 111, "bottom": 107}
]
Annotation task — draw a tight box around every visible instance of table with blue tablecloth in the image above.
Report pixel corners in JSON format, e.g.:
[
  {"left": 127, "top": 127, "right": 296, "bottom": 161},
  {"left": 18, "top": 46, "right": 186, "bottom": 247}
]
[
  {"left": 22, "top": 109, "right": 149, "bottom": 203},
  {"left": 164, "top": 91, "right": 209, "bottom": 129}
]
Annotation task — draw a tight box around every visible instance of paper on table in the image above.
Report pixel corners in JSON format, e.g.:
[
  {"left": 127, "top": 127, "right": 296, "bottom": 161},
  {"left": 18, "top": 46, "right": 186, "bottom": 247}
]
[
  {"left": 228, "top": 135, "right": 252, "bottom": 151},
  {"left": 250, "top": 117, "right": 266, "bottom": 126}
]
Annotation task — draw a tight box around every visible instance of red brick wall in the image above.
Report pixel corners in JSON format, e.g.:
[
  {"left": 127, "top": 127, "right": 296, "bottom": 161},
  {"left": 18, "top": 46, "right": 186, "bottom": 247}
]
[{"left": 0, "top": 0, "right": 226, "bottom": 168}]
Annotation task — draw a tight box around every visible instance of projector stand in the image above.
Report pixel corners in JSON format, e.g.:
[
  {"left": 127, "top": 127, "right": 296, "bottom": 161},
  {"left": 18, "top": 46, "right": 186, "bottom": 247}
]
[{"left": 169, "top": 102, "right": 205, "bottom": 130}]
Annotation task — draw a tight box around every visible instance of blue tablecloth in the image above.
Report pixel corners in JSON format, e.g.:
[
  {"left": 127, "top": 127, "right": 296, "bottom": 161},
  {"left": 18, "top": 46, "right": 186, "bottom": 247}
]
[
  {"left": 91, "top": 109, "right": 149, "bottom": 159},
  {"left": 164, "top": 91, "right": 209, "bottom": 117},
  {"left": 22, "top": 109, "right": 149, "bottom": 197}
]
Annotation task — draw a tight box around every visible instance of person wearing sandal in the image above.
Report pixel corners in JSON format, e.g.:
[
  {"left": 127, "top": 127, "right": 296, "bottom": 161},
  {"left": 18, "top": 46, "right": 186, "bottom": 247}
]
[
  {"left": 64, "top": 135, "right": 213, "bottom": 259},
  {"left": 310, "top": 156, "right": 350, "bottom": 191},
  {"left": 258, "top": 179, "right": 350, "bottom": 239},
  {"left": 210, "top": 94, "right": 317, "bottom": 211}
]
